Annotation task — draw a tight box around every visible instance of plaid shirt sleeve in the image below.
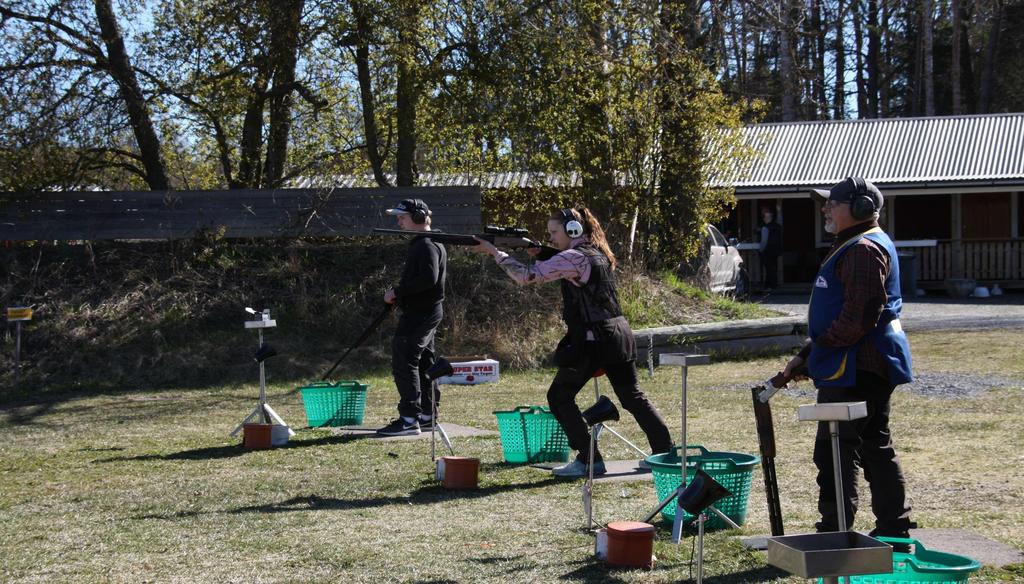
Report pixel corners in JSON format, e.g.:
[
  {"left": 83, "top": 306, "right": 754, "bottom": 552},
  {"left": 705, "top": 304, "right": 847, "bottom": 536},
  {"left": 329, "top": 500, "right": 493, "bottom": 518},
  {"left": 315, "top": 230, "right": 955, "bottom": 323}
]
[{"left": 817, "top": 238, "right": 892, "bottom": 378}]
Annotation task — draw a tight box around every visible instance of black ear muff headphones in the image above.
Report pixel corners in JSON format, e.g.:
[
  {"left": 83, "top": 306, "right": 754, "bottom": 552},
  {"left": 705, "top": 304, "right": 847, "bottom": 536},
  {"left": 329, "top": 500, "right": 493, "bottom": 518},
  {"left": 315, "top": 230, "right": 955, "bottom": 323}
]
[
  {"left": 410, "top": 199, "right": 428, "bottom": 225},
  {"left": 560, "top": 209, "right": 584, "bottom": 238},
  {"left": 848, "top": 177, "right": 877, "bottom": 221}
]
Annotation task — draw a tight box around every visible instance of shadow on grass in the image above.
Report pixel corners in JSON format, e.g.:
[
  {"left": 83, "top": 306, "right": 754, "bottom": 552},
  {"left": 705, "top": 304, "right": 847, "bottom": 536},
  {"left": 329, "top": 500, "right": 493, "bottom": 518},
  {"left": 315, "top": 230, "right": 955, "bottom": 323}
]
[
  {"left": 700, "top": 565, "right": 790, "bottom": 582},
  {"left": 560, "top": 559, "right": 786, "bottom": 583},
  {"left": 1, "top": 400, "right": 59, "bottom": 426},
  {"left": 225, "top": 476, "right": 566, "bottom": 516},
  {"left": 135, "top": 476, "right": 567, "bottom": 521},
  {"left": 93, "top": 433, "right": 364, "bottom": 463},
  {"left": 557, "top": 559, "right": 632, "bottom": 583}
]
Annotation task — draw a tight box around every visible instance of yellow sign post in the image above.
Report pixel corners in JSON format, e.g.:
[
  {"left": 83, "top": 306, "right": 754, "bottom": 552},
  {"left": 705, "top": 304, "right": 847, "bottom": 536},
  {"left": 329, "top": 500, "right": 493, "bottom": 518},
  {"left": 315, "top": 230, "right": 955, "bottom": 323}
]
[
  {"left": 7, "top": 307, "right": 32, "bottom": 321},
  {"left": 7, "top": 307, "right": 33, "bottom": 388}
]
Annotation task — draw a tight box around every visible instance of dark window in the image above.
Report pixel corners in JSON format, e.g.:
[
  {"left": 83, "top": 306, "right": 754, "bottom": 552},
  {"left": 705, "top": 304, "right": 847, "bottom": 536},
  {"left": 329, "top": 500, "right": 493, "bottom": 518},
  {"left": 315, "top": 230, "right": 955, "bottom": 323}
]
[
  {"left": 893, "top": 194, "right": 952, "bottom": 240},
  {"left": 962, "top": 193, "right": 1010, "bottom": 239},
  {"left": 781, "top": 198, "right": 819, "bottom": 283}
]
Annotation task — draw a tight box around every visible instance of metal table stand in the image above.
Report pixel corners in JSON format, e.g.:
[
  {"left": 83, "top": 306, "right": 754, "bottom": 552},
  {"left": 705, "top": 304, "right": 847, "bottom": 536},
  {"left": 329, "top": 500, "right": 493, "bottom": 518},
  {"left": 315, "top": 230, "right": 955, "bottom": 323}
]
[{"left": 766, "top": 401, "right": 892, "bottom": 584}]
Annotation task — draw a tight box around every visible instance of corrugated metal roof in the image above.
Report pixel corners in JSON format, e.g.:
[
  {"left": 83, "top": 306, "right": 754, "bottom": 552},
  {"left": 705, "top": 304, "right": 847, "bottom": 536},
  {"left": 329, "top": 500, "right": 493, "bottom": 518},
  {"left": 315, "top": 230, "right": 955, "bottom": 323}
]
[
  {"left": 293, "top": 114, "right": 1024, "bottom": 191},
  {"left": 291, "top": 171, "right": 586, "bottom": 189},
  {"left": 731, "top": 113, "right": 1024, "bottom": 187}
]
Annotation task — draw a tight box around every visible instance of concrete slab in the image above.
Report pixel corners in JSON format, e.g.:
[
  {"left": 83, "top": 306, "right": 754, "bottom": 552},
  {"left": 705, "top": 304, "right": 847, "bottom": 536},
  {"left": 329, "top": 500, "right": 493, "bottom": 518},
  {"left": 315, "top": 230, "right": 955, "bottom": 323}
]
[
  {"left": 909, "top": 528, "right": 1024, "bottom": 568},
  {"left": 330, "top": 423, "right": 497, "bottom": 441},
  {"left": 529, "top": 459, "right": 653, "bottom": 483}
]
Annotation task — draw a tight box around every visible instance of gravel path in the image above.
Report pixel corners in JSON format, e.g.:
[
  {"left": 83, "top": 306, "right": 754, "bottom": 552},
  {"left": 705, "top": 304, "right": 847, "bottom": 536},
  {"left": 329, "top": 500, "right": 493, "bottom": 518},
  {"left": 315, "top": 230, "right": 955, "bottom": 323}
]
[
  {"left": 705, "top": 370, "right": 1021, "bottom": 399},
  {"left": 755, "top": 292, "right": 1024, "bottom": 332},
  {"left": 900, "top": 371, "right": 1021, "bottom": 397}
]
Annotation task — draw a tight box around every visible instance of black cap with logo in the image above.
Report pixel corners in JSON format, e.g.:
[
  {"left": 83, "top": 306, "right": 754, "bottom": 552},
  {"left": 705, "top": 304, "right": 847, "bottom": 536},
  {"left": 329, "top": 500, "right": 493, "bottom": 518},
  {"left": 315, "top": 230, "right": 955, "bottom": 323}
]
[{"left": 810, "top": 177, "right": 884, "bottom": 211}]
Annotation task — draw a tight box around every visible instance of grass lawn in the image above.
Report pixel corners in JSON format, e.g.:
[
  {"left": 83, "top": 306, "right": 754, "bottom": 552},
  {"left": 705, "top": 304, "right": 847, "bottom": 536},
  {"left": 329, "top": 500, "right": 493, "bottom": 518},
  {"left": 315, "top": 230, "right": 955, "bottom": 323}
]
[{"left": 2, "top": 329, "right": 1022, "bottom": 583}]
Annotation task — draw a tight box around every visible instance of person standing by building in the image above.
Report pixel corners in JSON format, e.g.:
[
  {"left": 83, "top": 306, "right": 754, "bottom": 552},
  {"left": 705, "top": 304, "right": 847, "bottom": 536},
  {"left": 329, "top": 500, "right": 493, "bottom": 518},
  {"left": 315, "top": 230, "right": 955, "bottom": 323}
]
[
  {"left": 376, "top": 199, "right": 447, "bottom": 436},
  {"left": 783, "top": 177, "right": 916, "bottom": 539},
  {"left": 758, "top": 207, "right": 782, "bottom": 292},
  {"left": 469, "top": 207, "right": 673, "bottom": 477}
]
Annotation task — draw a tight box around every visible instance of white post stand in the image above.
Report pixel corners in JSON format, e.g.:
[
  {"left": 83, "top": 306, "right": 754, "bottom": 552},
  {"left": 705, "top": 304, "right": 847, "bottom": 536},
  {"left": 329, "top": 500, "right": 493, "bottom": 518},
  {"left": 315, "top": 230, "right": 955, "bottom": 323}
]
[
  {"left": 230, "top": 309, "right": 294, "bottom": 438},
  {"left": 641, "top": 354, "right": 741, "bottom": 543}
]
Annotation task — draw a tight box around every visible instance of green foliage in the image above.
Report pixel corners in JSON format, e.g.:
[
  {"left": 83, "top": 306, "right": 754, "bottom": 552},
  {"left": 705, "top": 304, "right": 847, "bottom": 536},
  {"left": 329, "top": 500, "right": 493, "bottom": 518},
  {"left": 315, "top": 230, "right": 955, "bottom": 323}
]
[{"left": 0, "top": 239, "right": 775, "bottom": 392}]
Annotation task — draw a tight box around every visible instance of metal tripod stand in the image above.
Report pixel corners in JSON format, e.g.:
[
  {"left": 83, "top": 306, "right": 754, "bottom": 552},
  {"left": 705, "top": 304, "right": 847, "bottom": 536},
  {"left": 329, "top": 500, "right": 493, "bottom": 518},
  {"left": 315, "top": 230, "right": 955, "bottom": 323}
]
[
  {"left": 589, "top": 374, "right": 650, "bottom": 459},
  {"left": 581, "top": 373, "right": 647, "bottom": 530},
  {"left": 425, "top": 357, "right": 456, "bottom": 462},
  {"left": 230, "top": 308, "right": 293, "bottom": 438}
]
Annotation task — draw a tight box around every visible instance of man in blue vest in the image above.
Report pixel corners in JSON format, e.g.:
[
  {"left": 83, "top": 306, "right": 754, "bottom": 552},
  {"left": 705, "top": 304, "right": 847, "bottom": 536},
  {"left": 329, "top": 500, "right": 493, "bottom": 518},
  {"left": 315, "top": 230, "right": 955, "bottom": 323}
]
[{"left": 783, "top": 177, "right": 916, "bottom": 539}]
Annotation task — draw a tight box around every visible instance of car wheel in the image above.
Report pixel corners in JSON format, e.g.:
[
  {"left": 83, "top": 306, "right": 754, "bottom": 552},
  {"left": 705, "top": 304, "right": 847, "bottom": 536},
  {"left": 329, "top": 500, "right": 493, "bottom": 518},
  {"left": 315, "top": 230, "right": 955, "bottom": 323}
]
[{"left": 732, "top": 268, "right": 750, "bottom": 300}]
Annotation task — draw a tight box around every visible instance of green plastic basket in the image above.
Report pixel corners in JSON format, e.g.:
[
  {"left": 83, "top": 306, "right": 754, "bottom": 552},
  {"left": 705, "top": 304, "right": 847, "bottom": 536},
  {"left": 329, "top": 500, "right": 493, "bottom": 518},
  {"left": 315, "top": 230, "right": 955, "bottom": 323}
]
[
  {"left": 493, "top": 405, "right": 571, "bottom": 464},
  {"left": 838, "top": 537, "right": 981, "bottom": 584},
  {"left": 299, "top": 380, "right": 369, "bottom": 427},
  {"left": 646, "top": 444, "right": 760, "bottom": 530}
]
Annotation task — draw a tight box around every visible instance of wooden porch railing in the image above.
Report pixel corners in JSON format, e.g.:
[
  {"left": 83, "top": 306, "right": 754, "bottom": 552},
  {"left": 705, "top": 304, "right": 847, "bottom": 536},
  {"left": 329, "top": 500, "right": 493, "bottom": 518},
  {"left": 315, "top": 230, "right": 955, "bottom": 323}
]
[
  {"left": 743, "top": 239, "right": 1024, "bottom": 285},
  {"left": 910, "top": 240, "right": 1023, "bottom": 282}
]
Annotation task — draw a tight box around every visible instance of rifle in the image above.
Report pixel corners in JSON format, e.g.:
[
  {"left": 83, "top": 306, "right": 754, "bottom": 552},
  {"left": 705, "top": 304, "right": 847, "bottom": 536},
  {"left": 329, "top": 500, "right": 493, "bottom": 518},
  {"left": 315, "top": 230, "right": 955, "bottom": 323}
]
[
  {"left": 321, "top": 303, "right": 394, "bottom": 380},
  {"left": 751, "top": 371, "right": 789, "bottom": 537},
  {"left": 373, "top": 225, "right": 561, "bottom": 260}
]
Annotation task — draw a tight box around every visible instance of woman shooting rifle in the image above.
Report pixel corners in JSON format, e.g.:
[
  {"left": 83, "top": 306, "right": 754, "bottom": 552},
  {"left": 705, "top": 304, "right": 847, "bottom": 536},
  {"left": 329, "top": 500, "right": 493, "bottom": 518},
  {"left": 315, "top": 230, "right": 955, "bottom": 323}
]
[{"left": 470, "top": 207, "right": 672, "bottom": 477}]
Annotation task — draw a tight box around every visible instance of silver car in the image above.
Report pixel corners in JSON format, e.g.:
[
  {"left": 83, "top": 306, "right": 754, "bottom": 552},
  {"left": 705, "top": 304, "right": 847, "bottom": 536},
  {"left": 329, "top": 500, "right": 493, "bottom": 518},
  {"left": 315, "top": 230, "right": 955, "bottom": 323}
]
[{"left": 705, "top": 224, "right": 749, "bottom": 297}]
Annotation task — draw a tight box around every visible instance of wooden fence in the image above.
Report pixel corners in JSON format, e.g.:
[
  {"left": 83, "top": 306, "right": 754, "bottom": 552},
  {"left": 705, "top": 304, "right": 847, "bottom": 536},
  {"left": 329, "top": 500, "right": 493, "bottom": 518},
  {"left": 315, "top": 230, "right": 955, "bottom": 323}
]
[
  {"left": 742, "top": 239, "right": 1024, "bottom": 287},
  {"left": 913, "top": 240, "right": 1023, "bottom": 282},
  {"left": 0, "top": 186, "right": 482, "bottom": 241}
]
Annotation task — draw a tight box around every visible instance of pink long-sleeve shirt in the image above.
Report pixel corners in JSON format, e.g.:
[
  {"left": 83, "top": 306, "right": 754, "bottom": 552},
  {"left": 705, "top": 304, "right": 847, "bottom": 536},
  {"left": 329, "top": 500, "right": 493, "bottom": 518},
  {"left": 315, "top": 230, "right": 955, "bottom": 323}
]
[{"left": 491, "top": 238, "right": 592, "bottom": 286}]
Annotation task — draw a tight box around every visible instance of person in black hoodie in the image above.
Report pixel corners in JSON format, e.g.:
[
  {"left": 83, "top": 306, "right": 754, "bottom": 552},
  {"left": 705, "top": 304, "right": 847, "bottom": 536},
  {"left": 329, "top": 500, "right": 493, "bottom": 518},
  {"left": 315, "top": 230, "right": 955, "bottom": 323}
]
[{"left": 376, "top": 199, "right": 447, "bottom": 436}]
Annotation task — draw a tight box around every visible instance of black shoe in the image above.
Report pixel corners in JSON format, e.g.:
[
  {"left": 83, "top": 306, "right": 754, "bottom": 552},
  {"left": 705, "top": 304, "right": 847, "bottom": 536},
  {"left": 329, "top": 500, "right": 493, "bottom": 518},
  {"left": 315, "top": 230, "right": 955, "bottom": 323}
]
[
  {"left": 376, "top": 418, "right": 421, "bottom": 436},
  {"left": 418, "top": 416, "right": 435, "bottom": 430},
  {"left": 869, "top": 527, "right": 913, "bottom": 553}
]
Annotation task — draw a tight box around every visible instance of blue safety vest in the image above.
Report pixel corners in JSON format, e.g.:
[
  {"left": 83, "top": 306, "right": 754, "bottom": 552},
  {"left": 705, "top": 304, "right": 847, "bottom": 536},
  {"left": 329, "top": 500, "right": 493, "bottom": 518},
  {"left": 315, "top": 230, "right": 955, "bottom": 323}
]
[{"left": 807, "top": 227, "right": 913, "bottom": 387}]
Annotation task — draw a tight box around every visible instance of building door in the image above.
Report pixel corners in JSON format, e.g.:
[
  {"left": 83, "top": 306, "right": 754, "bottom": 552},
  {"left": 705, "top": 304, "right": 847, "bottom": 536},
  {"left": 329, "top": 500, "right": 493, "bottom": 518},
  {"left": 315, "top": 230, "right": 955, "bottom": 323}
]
[{"left": 781, "top": 198, "right": 819, "bottom": 284}]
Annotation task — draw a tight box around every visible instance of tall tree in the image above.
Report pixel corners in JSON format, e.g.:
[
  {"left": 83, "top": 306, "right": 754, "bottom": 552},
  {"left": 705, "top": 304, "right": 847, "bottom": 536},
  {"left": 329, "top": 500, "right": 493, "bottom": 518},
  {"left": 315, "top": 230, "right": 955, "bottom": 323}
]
[
  {"left": 865, "top": 0, "right": 881, "bottom": 117},
  {"left": 978, "top": 0, "right": 1004, "bottom": 113},
  {"left": 778, "top": 0, "right": 798, "bottom": 120},
  {"left": 833, "top": 0, "right": 847, "bottom": 119},
  {"left": 951, "top": 0, "right": 963, "bottom": 114},
  {"left": 1, "top": 0, "right": 169, "bottom": 189},
  {"left": 921, "top": 0, "right": 935, "bottom": 115}
]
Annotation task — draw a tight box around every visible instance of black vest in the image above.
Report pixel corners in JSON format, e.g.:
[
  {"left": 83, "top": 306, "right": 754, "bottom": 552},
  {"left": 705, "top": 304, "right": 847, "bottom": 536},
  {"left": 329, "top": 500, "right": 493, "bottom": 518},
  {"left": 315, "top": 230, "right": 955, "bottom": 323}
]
[
  {"left": 560, "top": 244, "right": 623, "bottom": 328},
  {"left": 763, "top": 221, "right": 782, "bottom": 255}
]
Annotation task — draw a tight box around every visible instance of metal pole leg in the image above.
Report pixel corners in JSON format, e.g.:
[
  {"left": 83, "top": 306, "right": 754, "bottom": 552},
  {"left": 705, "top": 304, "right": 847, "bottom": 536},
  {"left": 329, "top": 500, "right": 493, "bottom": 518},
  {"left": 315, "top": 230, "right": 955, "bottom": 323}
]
[
  {"left": 14, "top": 321, "right": 22, "bottom": 388},
  {"left": 431, "top": 381, "right": 454, "bottom": 458},
  {"left": 584, "top": 424, "right": 597, "bottom": 529},
  {"left": 830, "top": 420, "right": 848, "bottom": 532},
  {"left": 696, "top": 512, "right": 706, "bottom": 584}
]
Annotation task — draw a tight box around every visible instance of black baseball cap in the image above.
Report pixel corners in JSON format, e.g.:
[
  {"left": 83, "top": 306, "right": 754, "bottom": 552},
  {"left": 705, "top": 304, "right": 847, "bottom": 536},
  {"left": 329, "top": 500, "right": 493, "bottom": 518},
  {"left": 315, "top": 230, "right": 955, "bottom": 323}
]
[
  {"left": 810, "top": 177, "right": 884, "bottom": 210},
  {"left": 385, "top": 198, "right": 430, "bottom": 216}
]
